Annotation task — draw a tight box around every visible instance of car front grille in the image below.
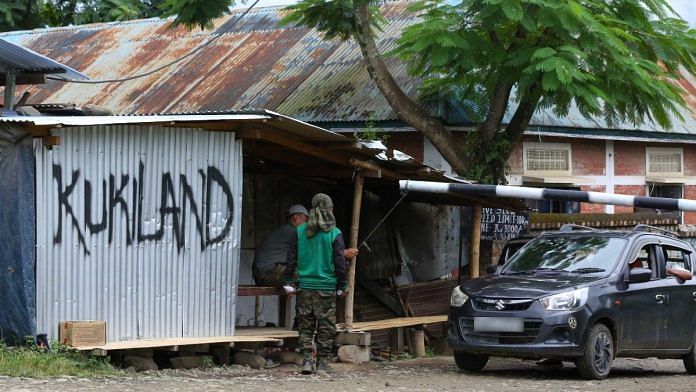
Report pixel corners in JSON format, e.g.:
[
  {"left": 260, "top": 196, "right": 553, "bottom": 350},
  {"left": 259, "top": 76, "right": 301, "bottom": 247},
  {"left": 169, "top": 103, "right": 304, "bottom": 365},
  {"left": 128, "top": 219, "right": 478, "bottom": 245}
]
[
  {"left": 472, "top": 298, "right": 533, "bottom": 311},
  {"left": 459, "top": 317, "right": 542, "bottom": 344}
]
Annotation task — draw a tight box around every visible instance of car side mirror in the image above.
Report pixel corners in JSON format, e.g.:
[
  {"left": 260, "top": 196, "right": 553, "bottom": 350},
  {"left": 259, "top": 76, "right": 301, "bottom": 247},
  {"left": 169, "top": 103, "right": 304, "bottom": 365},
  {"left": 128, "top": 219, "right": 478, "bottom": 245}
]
[
  {"left": 628, "top": 268, "right": 652, "bottom": 283},
  {"left": 486, "top": 265, "right": 499, "bottom": 274}
]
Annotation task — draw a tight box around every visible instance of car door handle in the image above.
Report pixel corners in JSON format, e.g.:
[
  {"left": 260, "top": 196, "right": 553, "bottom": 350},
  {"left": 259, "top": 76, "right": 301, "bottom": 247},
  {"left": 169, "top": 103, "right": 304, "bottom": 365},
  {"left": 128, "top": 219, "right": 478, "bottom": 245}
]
[
  {"left": 655, "top": 294, "right": 667, "bottom": 304},
  {"left": 693, "top": 292, "right": 696, "bottom": 301}
]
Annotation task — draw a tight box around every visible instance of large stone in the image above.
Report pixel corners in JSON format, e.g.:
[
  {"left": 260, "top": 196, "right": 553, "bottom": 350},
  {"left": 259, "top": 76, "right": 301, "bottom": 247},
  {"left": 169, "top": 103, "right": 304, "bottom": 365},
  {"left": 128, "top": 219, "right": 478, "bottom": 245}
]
[
  {"left": 231, "top": 351, "right": 266, "bottom": 369},
  {"left": 170, "top": 355, "right": 212, "bottom": 369},
  {"left": 122, "top": 355, "right": 159, "bottom": 372},
  {"left": 267, "top": 350, "right": 303, "bottom": 366},
  {"left": 337, "top": 345, "right": 370, "bottom": 364}
]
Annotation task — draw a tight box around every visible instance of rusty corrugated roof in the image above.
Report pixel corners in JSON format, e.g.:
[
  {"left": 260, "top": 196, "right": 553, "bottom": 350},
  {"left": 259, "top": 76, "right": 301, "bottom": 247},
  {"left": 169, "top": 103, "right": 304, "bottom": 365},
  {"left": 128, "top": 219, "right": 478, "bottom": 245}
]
[
  {"left": 0, "top": 2, "right": 421, "bottom": 122},
  {"left": 1, "top": 1, "right": 695, "bottom": 135}
]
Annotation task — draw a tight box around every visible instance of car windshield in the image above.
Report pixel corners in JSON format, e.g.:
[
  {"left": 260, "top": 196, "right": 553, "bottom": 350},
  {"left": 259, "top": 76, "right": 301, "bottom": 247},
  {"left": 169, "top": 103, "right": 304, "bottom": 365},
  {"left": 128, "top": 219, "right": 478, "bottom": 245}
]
[{"left": 501, "top": 236, "right": 627, "bottom": 275}]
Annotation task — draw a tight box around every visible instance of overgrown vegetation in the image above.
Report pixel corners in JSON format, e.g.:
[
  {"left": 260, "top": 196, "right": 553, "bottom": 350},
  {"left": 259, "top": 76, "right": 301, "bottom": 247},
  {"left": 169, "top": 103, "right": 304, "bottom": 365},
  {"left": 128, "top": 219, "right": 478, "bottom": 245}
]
[
  {"left": 356, "top": 112, "right": 389, "bottom": 143},
  {"left": 0, "top": 342, "right": 119, "bottom": 378}
]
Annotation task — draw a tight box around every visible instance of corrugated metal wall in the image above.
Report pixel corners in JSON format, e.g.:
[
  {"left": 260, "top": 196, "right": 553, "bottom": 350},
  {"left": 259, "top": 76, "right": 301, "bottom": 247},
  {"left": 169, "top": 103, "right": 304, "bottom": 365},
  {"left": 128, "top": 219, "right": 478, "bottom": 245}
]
[{"left": 35, "top": 125, "right": 242, "bottom": 342}]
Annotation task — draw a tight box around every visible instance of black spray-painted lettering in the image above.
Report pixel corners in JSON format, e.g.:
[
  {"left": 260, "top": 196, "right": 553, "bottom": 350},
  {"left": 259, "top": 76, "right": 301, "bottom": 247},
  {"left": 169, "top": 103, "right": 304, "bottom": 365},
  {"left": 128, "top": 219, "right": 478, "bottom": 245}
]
[{"left": 52, "top": 160, "right": 234, "bottom": 255}]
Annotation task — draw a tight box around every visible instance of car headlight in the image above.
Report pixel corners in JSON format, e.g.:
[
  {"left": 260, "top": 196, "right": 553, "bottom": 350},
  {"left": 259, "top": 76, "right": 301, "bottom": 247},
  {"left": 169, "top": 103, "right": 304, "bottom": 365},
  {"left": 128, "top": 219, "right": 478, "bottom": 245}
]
[
  {"left": 540, "top": 287, "right": 589, "bottom": 311},
  {"left": 450, "top": 286, "right": 469, "bottom": 307}
]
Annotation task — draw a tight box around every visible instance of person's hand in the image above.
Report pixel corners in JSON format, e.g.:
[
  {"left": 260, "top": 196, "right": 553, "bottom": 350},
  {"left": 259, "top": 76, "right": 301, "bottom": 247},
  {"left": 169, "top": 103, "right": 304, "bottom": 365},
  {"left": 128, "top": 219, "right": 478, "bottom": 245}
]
[
  {"left": 282, "top": 285, "right": 296, "bottom": 296},
  {"left": 344, "top": 248, "right": 359, "bottom": 259},
  {"left": 336, "top": 289, "right": 348, "bottom": 298}
]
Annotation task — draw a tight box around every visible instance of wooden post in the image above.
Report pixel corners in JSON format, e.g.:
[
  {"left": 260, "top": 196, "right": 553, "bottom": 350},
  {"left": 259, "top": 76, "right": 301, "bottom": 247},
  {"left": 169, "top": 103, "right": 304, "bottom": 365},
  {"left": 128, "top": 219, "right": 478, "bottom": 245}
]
[
  {"left": 344, "top": 171, "right": 364, "bottom": 328},
  {"left": 470, "top": 203, "right": 482, "bottom": 279},
  {"left": 413, "top": 330, "right": 426, "bottom": 357}
]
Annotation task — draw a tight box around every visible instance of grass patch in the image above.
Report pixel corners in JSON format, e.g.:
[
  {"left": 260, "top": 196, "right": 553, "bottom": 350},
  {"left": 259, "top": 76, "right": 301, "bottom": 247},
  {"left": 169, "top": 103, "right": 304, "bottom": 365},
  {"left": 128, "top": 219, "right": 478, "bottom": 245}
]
[{"left": 0, "top": 343, "right": 120, "bottom": 378}]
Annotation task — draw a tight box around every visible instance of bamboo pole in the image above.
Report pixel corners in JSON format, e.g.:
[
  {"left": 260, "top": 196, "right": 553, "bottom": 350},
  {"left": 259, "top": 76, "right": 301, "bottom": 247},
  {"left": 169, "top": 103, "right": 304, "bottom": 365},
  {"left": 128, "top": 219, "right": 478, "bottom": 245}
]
[
  {"left": 344, "top": 171, "right": 365, "bottom": 328},
  {"left": 470, "top": 203, "right": 482, "bottom": 279}
]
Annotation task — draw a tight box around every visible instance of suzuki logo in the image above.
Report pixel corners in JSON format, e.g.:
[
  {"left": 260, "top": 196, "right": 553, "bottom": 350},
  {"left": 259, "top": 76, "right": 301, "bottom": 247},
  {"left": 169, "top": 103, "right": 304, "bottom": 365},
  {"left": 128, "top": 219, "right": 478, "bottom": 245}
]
[{"left": 495, "top": 300, "right": 506, "bottom": 310}]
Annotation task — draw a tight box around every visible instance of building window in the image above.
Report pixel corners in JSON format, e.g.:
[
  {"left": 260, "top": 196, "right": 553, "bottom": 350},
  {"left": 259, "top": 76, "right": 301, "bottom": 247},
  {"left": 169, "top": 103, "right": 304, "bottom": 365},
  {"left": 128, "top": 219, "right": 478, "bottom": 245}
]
[
  {"left": 525, "top": 187, "right": 581, "bottom": 214},
  {"left": 646, "top": 147, "right": 683, "bottom": 176},
  {"left": 648, "top": 184, "right": 682, "bottom": 199},
  {"left": 523, "top": 142, "right": 572, "bottom": 176}
]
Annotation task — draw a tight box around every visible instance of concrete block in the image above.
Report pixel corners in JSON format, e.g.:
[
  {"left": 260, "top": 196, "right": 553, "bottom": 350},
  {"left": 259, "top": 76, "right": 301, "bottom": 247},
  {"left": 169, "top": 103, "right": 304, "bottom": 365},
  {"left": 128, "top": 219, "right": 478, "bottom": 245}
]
[
  {"left": 170, "top": 355, "right": 212, "bottom": 369},
  {"left": 267, "top": 350, "right": 303, "bottom": 366},
  {"left": 123, "top": 355, "right": 159, "bottom": 372},
  {"left": 231, "top": 351, "right": 266, "bottom": 369},
  {"left": 334, "top": 331, "right": 371, "bottom": 346},
  {"left": 338, "top": 345, "right": 370, "bottom": 364}
]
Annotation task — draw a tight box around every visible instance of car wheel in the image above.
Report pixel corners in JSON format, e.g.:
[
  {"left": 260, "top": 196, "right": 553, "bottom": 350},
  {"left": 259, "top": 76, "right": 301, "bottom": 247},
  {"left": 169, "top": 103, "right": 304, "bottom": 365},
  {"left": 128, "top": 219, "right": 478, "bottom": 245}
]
[
  {"left": 453, "top": 351, "right": 488, "bottom": 372},
  {"left": 683, "top": 339, "right": 696, "bottom": 374},
  {"left": 576, "top": 323, "right": 613, "bottom": 380}
]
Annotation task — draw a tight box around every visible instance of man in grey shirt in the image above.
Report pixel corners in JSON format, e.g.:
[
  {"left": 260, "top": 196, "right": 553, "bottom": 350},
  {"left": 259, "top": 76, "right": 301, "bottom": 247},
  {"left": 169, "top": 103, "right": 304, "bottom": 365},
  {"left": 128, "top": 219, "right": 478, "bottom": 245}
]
[
  {"left": 253, "top": 204, "right": 360, "bottom": 287},
  {"left": 253, "top": 205, "right": 310, "bottom": 287}
]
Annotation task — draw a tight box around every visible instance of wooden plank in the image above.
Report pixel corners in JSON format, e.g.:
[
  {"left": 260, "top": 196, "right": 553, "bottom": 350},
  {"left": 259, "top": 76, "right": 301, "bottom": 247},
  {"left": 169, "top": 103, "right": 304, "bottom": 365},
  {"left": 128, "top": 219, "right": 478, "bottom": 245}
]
[
  {"left": 74, "top": 335, "right": 284, "bottom": 351},
  {"left": 346, "top": 315, "right": 447, "bottom": 331},
  {"left": 237, "top": 129, "right": 350, "bottom": 167},
  {"left": 76, "top": 317, "right": 444, "bottom": 353},
  {"left": 234, "top": 328, "right": 299, "bottom": 339},
  {"left": 238, "top": 286, "right": 284, "bottom": 296}
]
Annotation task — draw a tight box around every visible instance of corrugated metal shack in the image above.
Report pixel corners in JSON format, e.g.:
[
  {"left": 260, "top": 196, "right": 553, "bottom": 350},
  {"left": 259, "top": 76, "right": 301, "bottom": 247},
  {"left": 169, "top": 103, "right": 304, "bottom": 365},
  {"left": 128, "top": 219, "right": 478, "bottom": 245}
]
[{"left": 0, "top": 111, "right": 519, "bottom": 345}]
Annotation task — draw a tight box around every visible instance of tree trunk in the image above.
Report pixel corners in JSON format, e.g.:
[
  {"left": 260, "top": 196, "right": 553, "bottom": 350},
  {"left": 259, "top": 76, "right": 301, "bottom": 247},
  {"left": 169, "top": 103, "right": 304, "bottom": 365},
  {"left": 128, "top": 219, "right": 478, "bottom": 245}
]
[
  {"left": 479, "top": 81, "right": 512, "bottom": 142},
  {"left": 352, "top": 3, "right": 470, "bottom": 175}
]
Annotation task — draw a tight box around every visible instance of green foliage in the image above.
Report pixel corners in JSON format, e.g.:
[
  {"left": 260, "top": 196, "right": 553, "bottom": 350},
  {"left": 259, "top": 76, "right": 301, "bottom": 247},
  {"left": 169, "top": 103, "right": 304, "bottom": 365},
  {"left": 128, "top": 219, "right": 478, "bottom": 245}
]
[
  {"left": 280, "top": 0, "right": 385, "bottom": 40},
  {"left": 395, "top": 0, "right": 696, "bottom": 131},
  {"left": 1, "top": 0, "right": 167, "bottom": 32},
  {"left": 356, "top": 112, "right": 389, "bottom": 142},
  {"left": 461, "top": 131, "right": 510, "bottom": 184},
  {"left": 0, "top": 0, "right": 40, "bottom": 31},
  {"left": 0, "top": 342, "right": 119, "bottom": 378},
  {"left": 160, "top": 0, "right": 233, "bottom": 29}
]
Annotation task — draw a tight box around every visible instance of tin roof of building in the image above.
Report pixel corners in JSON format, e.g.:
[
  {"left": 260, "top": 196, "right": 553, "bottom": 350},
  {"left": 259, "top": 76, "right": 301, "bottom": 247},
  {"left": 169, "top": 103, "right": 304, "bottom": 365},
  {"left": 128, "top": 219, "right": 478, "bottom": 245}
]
[{"left": 1, "top": 2, "right": 694, "bottom": 136}]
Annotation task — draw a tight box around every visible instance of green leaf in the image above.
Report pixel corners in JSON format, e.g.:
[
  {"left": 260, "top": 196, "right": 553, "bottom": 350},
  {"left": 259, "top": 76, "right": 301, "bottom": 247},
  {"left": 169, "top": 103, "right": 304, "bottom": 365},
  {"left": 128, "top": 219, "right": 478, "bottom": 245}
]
[{"left": 532, "top": 47, "right": 557, "bottom": 60}]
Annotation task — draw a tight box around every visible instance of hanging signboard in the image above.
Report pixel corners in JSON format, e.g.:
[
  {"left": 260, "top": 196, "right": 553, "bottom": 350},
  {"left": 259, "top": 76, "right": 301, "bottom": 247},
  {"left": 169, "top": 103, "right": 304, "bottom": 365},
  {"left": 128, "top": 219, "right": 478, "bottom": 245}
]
[{"left": 480, "top": 208, "right": 529, "bottom": 241}]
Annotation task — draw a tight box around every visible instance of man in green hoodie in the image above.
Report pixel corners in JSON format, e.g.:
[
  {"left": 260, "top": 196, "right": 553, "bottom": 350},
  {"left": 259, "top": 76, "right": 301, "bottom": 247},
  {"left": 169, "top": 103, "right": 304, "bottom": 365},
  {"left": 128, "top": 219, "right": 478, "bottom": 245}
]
[{"left": 284, "top": 193, "right": 347, "bottom": 375}]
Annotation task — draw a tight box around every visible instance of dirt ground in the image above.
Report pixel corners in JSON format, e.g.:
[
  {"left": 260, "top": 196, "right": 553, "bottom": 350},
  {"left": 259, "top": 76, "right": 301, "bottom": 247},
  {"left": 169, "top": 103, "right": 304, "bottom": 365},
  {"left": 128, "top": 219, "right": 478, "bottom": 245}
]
[{"left": 1, "top": 356, "right": 695, "bottom": 392}]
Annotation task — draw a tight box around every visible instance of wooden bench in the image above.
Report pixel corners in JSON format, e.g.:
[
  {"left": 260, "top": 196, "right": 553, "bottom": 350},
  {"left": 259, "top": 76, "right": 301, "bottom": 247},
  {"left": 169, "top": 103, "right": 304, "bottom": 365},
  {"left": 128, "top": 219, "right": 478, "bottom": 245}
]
[{"left": 237, "top": 285, "right": 293, "bottom": 328}]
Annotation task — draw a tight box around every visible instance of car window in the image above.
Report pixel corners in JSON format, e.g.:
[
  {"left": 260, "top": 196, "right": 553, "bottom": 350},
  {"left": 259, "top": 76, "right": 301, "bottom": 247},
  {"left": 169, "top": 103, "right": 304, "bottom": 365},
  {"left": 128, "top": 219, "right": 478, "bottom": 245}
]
[
  {"left": 663, "top": 246, "right": 692, "bottom": 278},
  {"left": 628, "top": 245, "right": 659, "bottom": 279},
  {"left": 502, "top": 236, "right": 627, "bottom": 275}
]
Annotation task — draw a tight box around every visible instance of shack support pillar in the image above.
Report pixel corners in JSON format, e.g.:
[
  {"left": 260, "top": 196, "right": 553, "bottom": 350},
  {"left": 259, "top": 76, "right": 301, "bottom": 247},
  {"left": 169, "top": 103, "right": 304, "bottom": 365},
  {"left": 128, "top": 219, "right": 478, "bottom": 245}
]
[{"left": 345, "top": 171, "right": 364, "bottom": 328}]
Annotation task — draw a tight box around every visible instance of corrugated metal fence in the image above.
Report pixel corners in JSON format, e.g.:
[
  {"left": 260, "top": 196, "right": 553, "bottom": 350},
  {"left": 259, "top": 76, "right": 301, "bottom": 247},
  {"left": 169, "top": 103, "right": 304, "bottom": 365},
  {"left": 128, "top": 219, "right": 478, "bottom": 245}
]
[{"left": 35, "top": 125, "right": 242, "bottom": 342}]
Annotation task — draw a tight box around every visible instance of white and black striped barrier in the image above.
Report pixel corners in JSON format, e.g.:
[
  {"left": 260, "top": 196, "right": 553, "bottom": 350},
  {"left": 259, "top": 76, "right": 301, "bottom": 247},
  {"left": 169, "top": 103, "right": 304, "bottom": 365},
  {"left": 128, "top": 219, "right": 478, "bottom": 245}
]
[{"left": 399, "top": 180, "right": 696, "bottom": 212}]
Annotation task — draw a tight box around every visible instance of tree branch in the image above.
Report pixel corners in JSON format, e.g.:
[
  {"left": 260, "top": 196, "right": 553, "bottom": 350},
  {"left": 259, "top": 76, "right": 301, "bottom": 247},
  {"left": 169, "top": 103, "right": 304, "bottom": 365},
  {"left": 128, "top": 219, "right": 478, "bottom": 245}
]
[
  {"left": 504, "top": 84, "right": 542, "bottom": 146},
  {"left": 479, "top": 80, "right": 512, "bottom": 142},
  {"left": 352, "top": 2, "right": 470, "bottom": 174}
]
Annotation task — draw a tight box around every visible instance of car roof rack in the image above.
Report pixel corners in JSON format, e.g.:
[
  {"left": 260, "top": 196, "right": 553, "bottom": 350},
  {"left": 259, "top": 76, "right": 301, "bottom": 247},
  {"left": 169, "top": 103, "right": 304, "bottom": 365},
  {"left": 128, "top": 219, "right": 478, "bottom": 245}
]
[
  {"left": 633, "top": 224, "right": 679, "bottom": 238},
  {"left": 559, "top": 224, "right": 598, "bottom": 232}
]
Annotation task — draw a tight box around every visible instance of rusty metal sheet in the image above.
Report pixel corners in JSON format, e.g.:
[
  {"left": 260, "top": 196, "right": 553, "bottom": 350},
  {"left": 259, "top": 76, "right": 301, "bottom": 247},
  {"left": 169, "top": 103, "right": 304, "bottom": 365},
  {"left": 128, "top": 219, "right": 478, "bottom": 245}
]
[
  {"left": 1, "top": 1, "right": 694, "bottom": 136},
  {"left": 0, "top": 3, "right": 419, "bottom": 122}
]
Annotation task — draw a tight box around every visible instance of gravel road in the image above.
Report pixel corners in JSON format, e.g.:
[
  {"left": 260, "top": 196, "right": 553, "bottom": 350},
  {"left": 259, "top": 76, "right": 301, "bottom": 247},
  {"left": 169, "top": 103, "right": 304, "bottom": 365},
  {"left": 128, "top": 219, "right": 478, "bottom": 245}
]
[{"left": 1, "top": 356, "right": 694, "bottom": 391}]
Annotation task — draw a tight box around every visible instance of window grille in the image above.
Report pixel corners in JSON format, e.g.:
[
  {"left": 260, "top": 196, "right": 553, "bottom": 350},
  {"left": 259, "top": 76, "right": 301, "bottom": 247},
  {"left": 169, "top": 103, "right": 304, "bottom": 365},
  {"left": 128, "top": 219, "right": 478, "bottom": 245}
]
[
  {"left": 647, "top": 149, "right": 682, "bottom": 174},
  {"left": 525, "top": 147, "right": 570, "bottom": 173}
]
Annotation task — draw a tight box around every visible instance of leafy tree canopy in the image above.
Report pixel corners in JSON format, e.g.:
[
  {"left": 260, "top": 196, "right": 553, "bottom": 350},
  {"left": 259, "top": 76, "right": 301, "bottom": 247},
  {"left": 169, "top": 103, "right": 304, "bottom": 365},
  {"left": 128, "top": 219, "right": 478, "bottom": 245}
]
[
  {"left": 282, "top": 0, "right": 696, "bottom": 182},
  {"left": 0, "top": 0, "right": 165, "bottom": 32}
]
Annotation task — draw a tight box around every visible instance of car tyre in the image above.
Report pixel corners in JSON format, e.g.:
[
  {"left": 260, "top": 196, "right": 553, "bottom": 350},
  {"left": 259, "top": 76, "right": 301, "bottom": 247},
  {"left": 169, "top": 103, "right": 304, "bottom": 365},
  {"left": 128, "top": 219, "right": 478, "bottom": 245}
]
[
  {"left": 683, "top": 339, "right": 696, "bottom": 374},
  {"left": 576, "top": 323, "right": 613, "bottom": 380},
  {"left": 453, "top": 351, "right": 488, "bottom": 372}
]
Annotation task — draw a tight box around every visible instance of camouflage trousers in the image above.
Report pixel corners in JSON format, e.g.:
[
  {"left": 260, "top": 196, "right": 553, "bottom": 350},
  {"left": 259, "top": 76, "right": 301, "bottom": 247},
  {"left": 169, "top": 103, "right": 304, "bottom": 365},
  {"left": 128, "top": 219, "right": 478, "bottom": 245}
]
[{"left": 296, "top": 290, "right": 336, "bottom": 361}]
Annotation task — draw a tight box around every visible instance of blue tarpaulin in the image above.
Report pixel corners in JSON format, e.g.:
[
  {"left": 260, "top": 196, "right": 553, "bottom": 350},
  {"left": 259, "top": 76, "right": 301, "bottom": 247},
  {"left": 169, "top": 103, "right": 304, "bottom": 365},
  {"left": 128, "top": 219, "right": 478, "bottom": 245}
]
[{"left": 0, "top": 134, "right": 35, "bottom": 343}]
